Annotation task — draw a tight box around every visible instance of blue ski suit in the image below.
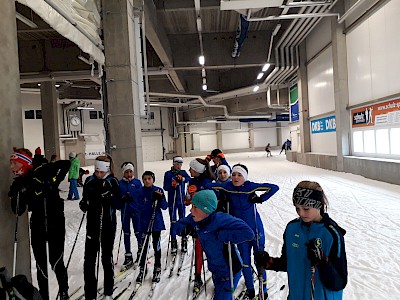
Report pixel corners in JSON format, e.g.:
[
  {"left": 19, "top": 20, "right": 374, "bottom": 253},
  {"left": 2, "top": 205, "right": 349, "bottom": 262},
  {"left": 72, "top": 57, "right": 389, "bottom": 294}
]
[
  {"left": 137, "top": 185, "right": 168, "bottom": 269},
  {"left": 212, "top": 181, "right": 279, "bottom": 292},
  {"left": 117, "top": 177, "right": 142, "bottom": 254},
  {"left": 163, "top": 168, "right": 190, "bottom": 239},
  {"left": 177, "top": 212, "right": 255, "bottom": 300},
  {"left": 267, "top": 214, "right": 347, "bottom": 300}
]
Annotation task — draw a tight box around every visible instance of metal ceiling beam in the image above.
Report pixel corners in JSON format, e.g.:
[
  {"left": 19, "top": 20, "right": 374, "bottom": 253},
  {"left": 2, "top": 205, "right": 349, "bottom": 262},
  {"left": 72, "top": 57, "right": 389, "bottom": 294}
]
[
  {"left": 144, "top": 0, "right": 185, "bottom": 92},
  {"left": 20, "top": 70, "right": 99, "bottom": 84},
  {"left": 154, "top": 0, "right": 220, "bottom": 11}
]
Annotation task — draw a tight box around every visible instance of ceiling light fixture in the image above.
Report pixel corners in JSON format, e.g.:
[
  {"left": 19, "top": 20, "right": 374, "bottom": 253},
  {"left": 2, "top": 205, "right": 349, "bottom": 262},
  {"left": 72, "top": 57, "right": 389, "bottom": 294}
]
[
  {"left": 199, "top": 55, "right": 205, "bottom": 66},
  {"left": 253, "top": 85, "right": 260, "bottom": 92},
  {"left": 77, "top": 106, "right": 94, "bottom": 110},
  {"left": 257, "top": 72, "right": 264, "bottom": 80},
  {"left": 202, "top": 84, "right": 207, "bottom": 91},
  {"left": 16, "top": 12, "right": 38, "bottom": 29},
  {"left": 262, "top": 63, "right": 271, "bottom": 72}
]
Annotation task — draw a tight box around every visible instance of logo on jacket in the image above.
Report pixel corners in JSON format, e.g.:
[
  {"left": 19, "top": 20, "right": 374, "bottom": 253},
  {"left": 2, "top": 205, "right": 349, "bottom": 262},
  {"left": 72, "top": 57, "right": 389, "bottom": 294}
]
[{"left": 315, "top": 237, "right": 322, "bottom": 248}]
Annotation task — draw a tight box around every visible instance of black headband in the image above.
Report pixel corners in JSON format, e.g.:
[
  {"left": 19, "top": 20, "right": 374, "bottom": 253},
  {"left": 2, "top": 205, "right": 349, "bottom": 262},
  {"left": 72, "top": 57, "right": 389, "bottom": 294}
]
[{"left": 292, "top": 187, "right": 323, "bottom": 209}]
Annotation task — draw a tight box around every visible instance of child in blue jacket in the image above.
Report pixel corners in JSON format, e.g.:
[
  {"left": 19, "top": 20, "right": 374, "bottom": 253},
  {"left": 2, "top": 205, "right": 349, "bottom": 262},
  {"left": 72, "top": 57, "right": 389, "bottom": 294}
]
[
  {"left": 163, "top": 156, "right": 190, "bottom": 254},
  {"left": 256, "top": 181, "right": 347, "bottom": 300},
  {"left": 212, "top": 163, "right": 279, "bottom": 299},
  {"left": 117, "top": 162, "right": 143, "bottom": 270},
  {"left": 136, "top": 171, "right": 168, "bottom": 284},
  {"left": 177, "top": 190, "right": 255, "bottom": 300}
]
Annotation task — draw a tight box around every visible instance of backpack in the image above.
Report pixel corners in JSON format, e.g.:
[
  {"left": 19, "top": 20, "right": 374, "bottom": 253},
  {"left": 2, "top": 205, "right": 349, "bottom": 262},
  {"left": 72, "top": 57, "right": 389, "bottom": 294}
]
[{"left": 0, "top": 267, "right": 42, "bottom": 300}]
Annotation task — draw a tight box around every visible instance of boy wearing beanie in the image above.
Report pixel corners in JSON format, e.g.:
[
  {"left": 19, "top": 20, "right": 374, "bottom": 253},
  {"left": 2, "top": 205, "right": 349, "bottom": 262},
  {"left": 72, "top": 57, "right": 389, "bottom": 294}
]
[
  {"left": 67, "top": 152, "right": 80, "bottom": 200},
  {"left": 176, "top": 190, "right": 254, "bottom": 300}
]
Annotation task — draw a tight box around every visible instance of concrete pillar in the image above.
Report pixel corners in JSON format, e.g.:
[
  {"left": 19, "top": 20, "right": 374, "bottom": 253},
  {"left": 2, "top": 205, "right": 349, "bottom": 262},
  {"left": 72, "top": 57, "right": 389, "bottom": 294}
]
[
  {"left": 298, "top": 42, "right": 311, "bottom": 153},
  {"left": 276, "top": 122, "right": 282, "bottom": 147},
  {"left": 332, "top": 4, "right": 350, "bottom": 172},
  {"left": 0, "top": 2, "right": 31, "bottom": 278},
  {"left": 185, "top": 125, "right": 192, "bottom": 157},
  {"left": 40, "top": 82, "right": 61, "bottom": 160},
  {"left": 248, "top": 123, "right": 255, "bottom": 150},
  {"left": 176, "top": 126, "right": 185, "bottom": 157},
  {"left": 102, "top": 0, "right": 144, "bottom": 178},
  {"left": 216, "top": 124, "right": 222, "bottom": 150}
]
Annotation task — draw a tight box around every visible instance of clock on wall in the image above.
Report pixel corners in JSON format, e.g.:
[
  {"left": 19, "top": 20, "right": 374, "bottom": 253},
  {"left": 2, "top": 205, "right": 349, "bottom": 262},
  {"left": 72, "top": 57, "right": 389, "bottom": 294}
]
[{"left": 69, "top": 115, "right": 81, "bottom": 131}]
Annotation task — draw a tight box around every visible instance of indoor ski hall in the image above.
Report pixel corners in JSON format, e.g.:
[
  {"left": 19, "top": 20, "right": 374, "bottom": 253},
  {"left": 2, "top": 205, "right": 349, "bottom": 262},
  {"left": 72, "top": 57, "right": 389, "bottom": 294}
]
[{"left": 1, "top": 1, "right": 399, "bottom": 300}]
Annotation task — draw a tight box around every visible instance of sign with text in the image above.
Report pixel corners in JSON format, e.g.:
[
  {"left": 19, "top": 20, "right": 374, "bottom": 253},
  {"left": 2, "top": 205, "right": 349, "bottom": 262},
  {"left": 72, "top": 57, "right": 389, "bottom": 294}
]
[
  {"left": 85, "top": 150, "right": 105, "bottom": 160},
  {"left": 290, "top": 83, "right": 299, "bottom": 122},
  {"left": 351, "top": 98, "right": 400, "bottom": 128},
  {"left": 311, "top": 116, "right": 336, "bottom": 134}
]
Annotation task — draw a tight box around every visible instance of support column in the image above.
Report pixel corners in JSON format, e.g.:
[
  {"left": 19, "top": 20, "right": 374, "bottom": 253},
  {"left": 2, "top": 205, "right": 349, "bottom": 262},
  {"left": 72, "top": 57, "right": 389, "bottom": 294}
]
[
  {"left": 185, "top": 125, "right": 192, "bottom": 157},
  {"left": 0, "top": 2, "right": 31, "bottom": 278},
  {"left": 216, "top": 124, "right": 223, "bottom": 150},
  {"left": 298, "top": 42, "right": 311, "bottom": 153},
  {"left": 176, "top": 126, "right": 185, "bottom": 157},
  {"left": 332, "top": 4, "right": 350, "bottom": 172},
  {"left": 248, "top": 123, "right": 255, "bottom": 150},
  {"left": 102, "top": 0, "right": 144, "bottom": 177},
  {"left": 276, "top": 122, "right": 282, "bottom": 147},
  {"left": 40, "top": 82, "right": 60, "bottom": 160}
]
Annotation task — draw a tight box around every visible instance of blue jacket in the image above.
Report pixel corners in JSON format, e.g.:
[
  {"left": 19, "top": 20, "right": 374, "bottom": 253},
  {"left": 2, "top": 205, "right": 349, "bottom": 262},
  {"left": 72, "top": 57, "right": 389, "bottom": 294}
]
[
  {"left": 117, "top": 178, "right": 142, "bottom": 216},
  {"left": 163, "top": 168, "right": 190, "bottom": 207},
  {"left": 176, "top": 212, "right": 254, "bottom": 278},
  {"left": 137, "top": 185, "right": 168, "bottom": 232},
  {"left": 212, "top": 181, "right": 279, "bottom": 234},
  {"left": 269, "top": 214, "right": 347, "bottom": 300},
  {"left": 188, "top": 174, "right": 214, "bottom": 193}
]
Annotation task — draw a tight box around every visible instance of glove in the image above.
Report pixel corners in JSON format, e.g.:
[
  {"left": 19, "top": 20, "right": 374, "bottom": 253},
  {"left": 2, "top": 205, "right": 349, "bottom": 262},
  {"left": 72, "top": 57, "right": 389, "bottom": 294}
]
[
  {"left": 187, "top": 185, "right": 197, "bottom": 196},
  {"left": 175, "top": 174, "right": 184, "bottom": 182},
  {"left": 216, "top": 153, "right": 225, "bottom": 159},
  {"left": 79, "top": 199, "right": 89, "bottom": 212},
  {"left": 255, "top": 251, "right": 273, "bottom": 269},
  {"left": 152, "top": 190, "right": 164, "bottom": 202},
  {"left": 216, "top": 191, "right": 230, "bottom": 213},
  {"left": 185, "top": 194, "right": 192, "bottom": 206},
  {"left": 205, "top": 155, "right": 212, "bottom": 162},
  {"left": 248, "top": 193, "right": 263, "bottom": 204},
  {"left": 121, "top": 194, "right": 133, "bottom": 202},
  {"left": 182, "top": 225, "right": 197, "bottom": 238},
  {"left": 171, "top": 180, "right": 178, "bottom": 188},
  {"left": 306, "top": 239, "right": 326, "bottom": 266}
]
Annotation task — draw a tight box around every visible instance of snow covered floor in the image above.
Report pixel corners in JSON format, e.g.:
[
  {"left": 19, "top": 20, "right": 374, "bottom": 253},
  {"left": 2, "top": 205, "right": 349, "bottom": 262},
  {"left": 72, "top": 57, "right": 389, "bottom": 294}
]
[{"left": 38, "top": 151, "right": 400, "bottom": 299}]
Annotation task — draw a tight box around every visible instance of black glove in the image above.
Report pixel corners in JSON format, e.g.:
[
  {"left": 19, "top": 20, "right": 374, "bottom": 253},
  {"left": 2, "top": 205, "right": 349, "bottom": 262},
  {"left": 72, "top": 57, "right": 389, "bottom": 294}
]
[
  {"left": 216, "top": 191, "right": 230, "bottom": 213},
  {"left": 306, "top": 239, "right": 326, "bottom": 266},
  {"left": 121, "top": 194, "right": 133, "bottom": 203},
  {"left": 79, "top": 199, "right": 89, "bottom": 213},
  {"left": 182, "top": 225, "right": 197, "bottom": 238},
  {"left": 248, "top": 192, "right": 263, "bottom": 204},
  {"left": 255, "top": 251, "right": 273, "bottom": 269},
  {"left": 152, "top": 190, "right": 164, "bottom": 202}
]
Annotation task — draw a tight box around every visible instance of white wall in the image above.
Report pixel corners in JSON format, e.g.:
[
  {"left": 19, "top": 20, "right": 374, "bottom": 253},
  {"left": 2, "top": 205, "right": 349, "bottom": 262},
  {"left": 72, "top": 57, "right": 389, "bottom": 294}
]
[
  {"left": 189, "top": 124, "right": 218, "bottom": 152},
  {"left": 307, "top": 46, "right": 335, "bottom": 117},
  {"left": 21, "top": 93, "right": 44, "bottom": 153},
  {"left": 347, "top": 0, "right": 400, "bottom": 106},
  {"left": 310, "top": 116, "right": 337, "bottom": 155},
  {"left": 253, "top": 122, "right": 278, "bottom": 147},
  {"left": 290, "top": 124, "right": 300, "bottom": 152},
  {"left": 221, "top": 123, "right": 249, "bottom": 150},
  {"left": 306, "top": 17, "right": 332, "bottom": 61}
]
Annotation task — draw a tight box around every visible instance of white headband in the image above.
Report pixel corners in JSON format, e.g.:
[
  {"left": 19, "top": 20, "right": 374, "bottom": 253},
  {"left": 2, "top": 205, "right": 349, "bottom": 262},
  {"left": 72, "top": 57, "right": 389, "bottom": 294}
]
[
  {"left": 173, "top": 156, "right": 183, "bottom": 164},
  {"left": 232, "top": 165, "right": 248, "bottom": 181},
  {"left": 95, "top": 160, "right": 111, "bottom": 172},
  {"left": 122, "top": 163, "right": 134, "bottom": 173},
  {"left": 190, "top": 159, "right": 206, "bottom": 174},
  {"left": 217, "top": 165, "right": 231, "bottom": 176}
]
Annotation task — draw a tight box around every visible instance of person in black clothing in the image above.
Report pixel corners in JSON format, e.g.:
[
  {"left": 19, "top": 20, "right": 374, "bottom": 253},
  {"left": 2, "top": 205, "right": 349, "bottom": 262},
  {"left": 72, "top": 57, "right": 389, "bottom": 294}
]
[
  {"left": 79, "top": 155, "right": 119, "bottom": 300},
  {"left": 9, "top": 147, "right": 71, "bottom": 300}
]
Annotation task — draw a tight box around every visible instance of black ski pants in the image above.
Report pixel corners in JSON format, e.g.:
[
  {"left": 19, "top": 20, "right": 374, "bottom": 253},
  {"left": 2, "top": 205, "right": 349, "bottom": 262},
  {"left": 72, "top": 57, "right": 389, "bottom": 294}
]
[
  {"left": 138, "top": 231, "right": 161, "bottom": 269},
  {"left": 30, "top": 215, "right": 68, "bottom": 300}
]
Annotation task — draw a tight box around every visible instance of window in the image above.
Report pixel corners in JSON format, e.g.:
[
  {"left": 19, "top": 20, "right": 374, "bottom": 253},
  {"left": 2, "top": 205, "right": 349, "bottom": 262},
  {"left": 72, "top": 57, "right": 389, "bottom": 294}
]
[
  {"left": 390, "top": 128, "right": 400, "bottom": 155},
  {"left": 35, "top": 110, "right": 42, "bottom": 119},
  {"left": 89, "top": 111, "right": 98, "bottom": 119},
  {"left": 376, "top": 129, "right": 389, "bottom": 154},
  {"left": 24, "top": 110, "right": 35, "bottom": 119},
  {"left": 353, "top": 131, "right": 363, "bottom": 152},
  {"left": 363, "top": 130, "right": 375, "bottom": 153},
  {"left": 98, "top": 111, "right": 103, "bottom": 119}
]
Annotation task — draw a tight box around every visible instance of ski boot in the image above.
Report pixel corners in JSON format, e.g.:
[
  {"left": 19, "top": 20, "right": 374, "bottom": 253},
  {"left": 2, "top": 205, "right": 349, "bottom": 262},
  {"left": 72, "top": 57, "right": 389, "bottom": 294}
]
[
  {"left": 181, "top": 237, "right": 188, "bottom": 253},
  {"left": 171, "top": 239, "right": 178, "bottom": 255},
  {"left": 193, "top": 274, "right": 203, "bottom": 293},
  {"left": 136, "top": 267, "right": 145, "bottom": 283},
  {"left": 152, "top": 267, "right": 161, "bottom": 283},
  {"left": 122, "top": 252, "right": 134, "bottom": 271},
  {"left": 242, "top": 288, "right": 256, "bottom": 300},
  {"left": 59, "top": 291, "right": 69, "bottom": 300}
]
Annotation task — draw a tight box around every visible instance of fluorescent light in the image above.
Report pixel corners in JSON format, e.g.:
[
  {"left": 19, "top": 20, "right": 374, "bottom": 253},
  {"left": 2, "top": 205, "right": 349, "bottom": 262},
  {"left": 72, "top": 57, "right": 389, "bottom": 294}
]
[
  {"left": 78, "top": 55, "right": 91, "bottom": 65},
  {"left": 207, "top": 120, "right": 217, "bottom": 123},
  {"left": 202, "top": 84, "right": 207, "bottom": 91},
  {"left": 202, "top": 78, "right": 206, "bottom": 84},
  {"left": 199, "top": 55, "right": 205, "bottom": 65},
  {"left": 201, "top": 68, "right": 206, "bottom": 77},
  {"left": 37, "top": 83, "right": 41, "bottom": 87},
  {"left": 257, "top": 72, "right": 264, "bottom": 80},
  {"left": 262, "top": 64, "right": 271, "bottom": 72},
  {"left": 77, "top": 106, "right": 94, "bottom": 110},
  {"left": 253, "top": 85, "right": 260, "bottom": 92},
  {"left": 55, "top": 84, "right": 60, "bottom": 88},
  {"left": 16, "top": 12, "right": 38, "bottom": 29}
]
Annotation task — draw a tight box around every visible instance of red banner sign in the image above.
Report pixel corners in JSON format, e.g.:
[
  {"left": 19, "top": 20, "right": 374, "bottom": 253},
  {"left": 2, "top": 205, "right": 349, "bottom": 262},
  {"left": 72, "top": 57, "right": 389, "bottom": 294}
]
[{"left": 351, "top": 98, "right": 400, "bottom": 128}]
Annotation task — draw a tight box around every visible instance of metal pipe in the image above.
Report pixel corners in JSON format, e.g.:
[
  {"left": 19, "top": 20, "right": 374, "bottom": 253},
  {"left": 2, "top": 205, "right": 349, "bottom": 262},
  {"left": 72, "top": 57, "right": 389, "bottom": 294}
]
[
  {"left": 338, "top": 0, "right": 366, "bottom": 24},
  {"left": 248, "top": 13, "right": 339, "bottom": 22},
  {"left": 281, "top": 1, "right": 333, "bottom": 8},
  {"left": 43, "top": 0, "right": 104, "bottom": 50},
  {"left": 141, "top": 0, "right": 151, "bottom": 121}
]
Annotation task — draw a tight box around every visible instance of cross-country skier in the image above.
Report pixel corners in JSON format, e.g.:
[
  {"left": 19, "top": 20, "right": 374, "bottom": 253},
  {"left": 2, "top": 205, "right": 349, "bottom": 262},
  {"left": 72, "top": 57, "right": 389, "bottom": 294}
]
[
  {"left": 255, "top": 180, "right": 348, "bottom": 300},
  {"left": 212, "top": 164, "right": 279, "bottom": 299},
  {"left": 117, "top": 162, "right": 143, "bottom": 270},
  {"left": 135, "top": 171, "right": 168, "bottom": 284},
  {"left": 206, "top": 149, "right": 231, "bottom": 180},
  {"left": 163, "top": 156, "right": 190, "bottom": 255},
  {"left": 185, "top": 158, "right": 214, "bottom": 293},
  {"left": 9, "top": 147, "right": 71, "bottom": 300},
  {"left": 177, "top": 190, "right": 255, "bottom": 300},
  {"left": 79, "top": 155, "right": 120, "bottom": 300}
]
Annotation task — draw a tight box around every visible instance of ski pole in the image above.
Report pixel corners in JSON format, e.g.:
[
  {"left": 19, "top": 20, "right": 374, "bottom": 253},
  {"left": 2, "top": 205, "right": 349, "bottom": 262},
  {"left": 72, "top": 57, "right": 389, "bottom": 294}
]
[
  {"left": 95, "top": 205, "right": 103, "bottom": 299},
  {"left": 165, "top": 184, "right": 178, "bottom": 270},
  {"left": 227, "top": 202, "right": 235, "bottom": 300},
  {"left": 186, "top": 237, "right": 196, "bottom": 300},
  {"left": 311, "top": 266, "right": 315, "bottom": 300},
  {"left": 12, "top": 191, "right": 20, "bottom": 277},
  {"left": 202, "top": 251, "right": 207, "bottom": 298},
  {"left": 43, "top": 196, "right": 51, "bottom": 298},
  {"left": 253, "top": 204, "right": 265, "bottom": 300},
  {"left": 115, "top": 203, "right": 126, "bottom": 265}
]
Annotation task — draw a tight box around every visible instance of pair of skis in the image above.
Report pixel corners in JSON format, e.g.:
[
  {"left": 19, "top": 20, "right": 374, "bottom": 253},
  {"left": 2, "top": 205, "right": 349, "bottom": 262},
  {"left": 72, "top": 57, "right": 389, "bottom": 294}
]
[{"left": 168, "top": 250, "right": 187, "bottom": 277}]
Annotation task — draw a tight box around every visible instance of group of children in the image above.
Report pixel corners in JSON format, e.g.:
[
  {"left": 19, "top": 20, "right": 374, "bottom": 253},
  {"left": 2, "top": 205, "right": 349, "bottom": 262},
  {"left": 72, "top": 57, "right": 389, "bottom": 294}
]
[{"left": 8, "top": 147, "right": 348, "bottom": 300}]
